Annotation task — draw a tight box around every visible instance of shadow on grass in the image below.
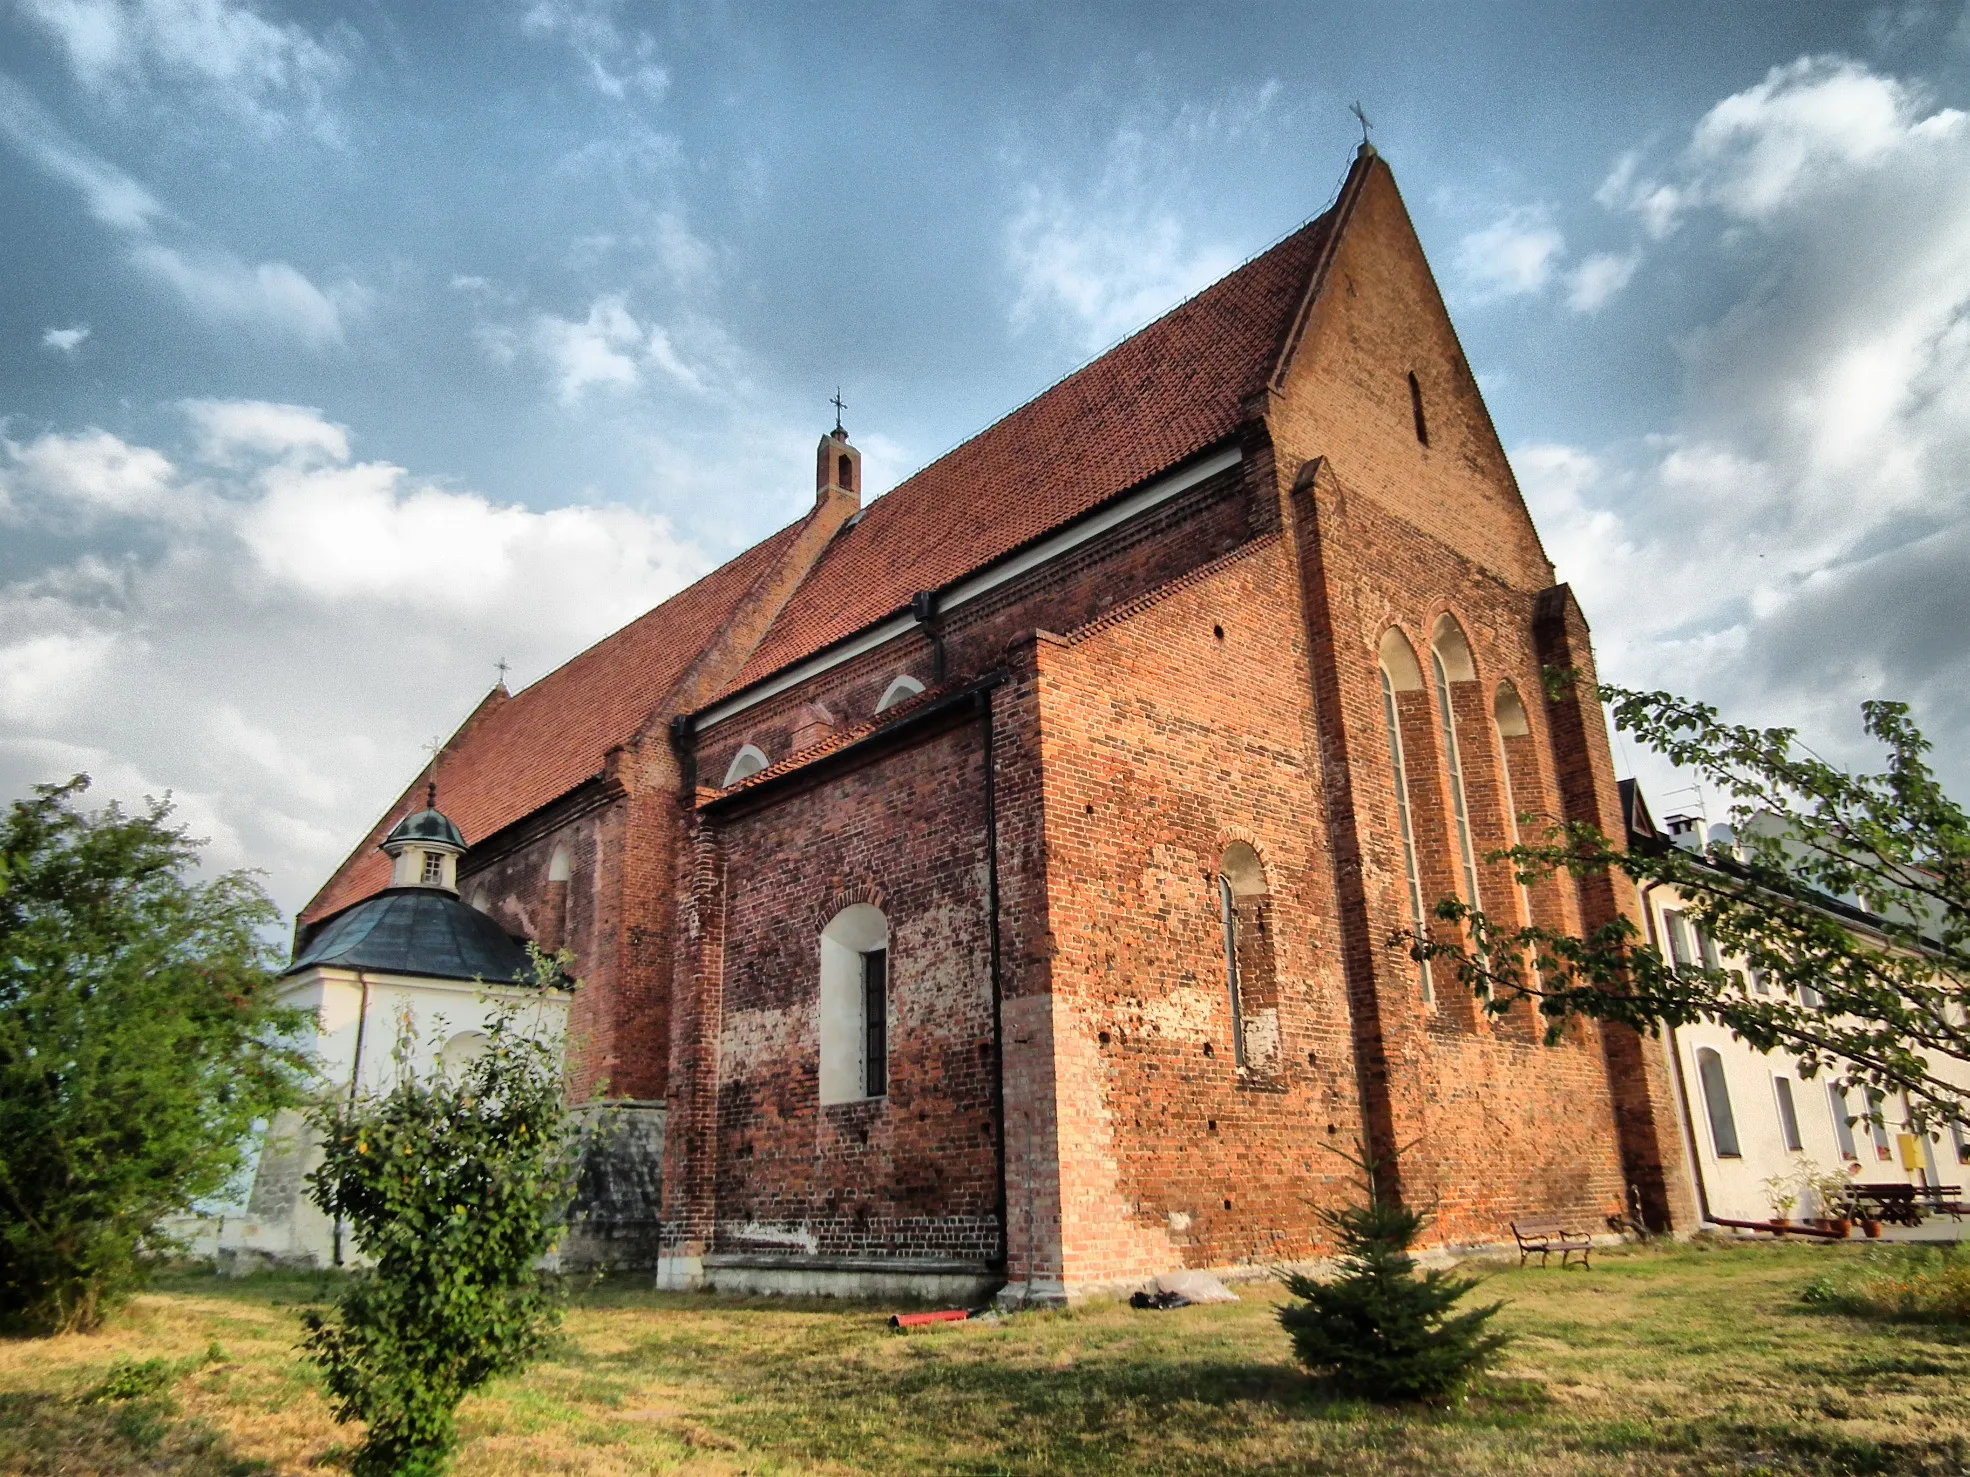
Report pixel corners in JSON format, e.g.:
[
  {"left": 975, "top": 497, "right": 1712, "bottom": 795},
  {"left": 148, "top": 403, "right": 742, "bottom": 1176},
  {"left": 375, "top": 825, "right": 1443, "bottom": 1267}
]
[{"left": 0, "top": 1391, "right": 270, "bottom": 1477}]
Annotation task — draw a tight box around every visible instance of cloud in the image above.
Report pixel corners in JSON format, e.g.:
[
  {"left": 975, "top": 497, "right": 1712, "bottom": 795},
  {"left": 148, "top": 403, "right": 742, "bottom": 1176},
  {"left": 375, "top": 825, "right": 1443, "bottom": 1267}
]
[
  {"left": 1522, "top": 54, "right": 1970, "bottom": 793},
  {"left": 0, "top": 80, "right": 362, "bottom": 343},
  {"left": 1565, "top": 251, "right": 1638, "bottom": 313},
  {"left": 16, "top": 0, "right": 348, "bottom": 137},
  {"left": 2, "top": 427, "right": 182, "bottom": 521},
  {"left": 1454, "top": 205, "right": 1565, "bottom": 299},
  {"left": 1005, "top": 121, "right": 1245, "bottom": 354},
  {"left": 1598, "top": 55, "right": 1964, "bottom": 235},
  {"left": 521, "top": 0, "right": 668, "bottom": 101},
  {"left": 41, "top": 324, "right": 90, "bottom": 355},
  {"left": 524, "top": 294, "right": 715, "bottom": 403},
  {"left": 0, "top": 404, "right": 707, "bottom": 912},
  {"left": 184, "top": 398, "right": 349, "bottom": 463}
]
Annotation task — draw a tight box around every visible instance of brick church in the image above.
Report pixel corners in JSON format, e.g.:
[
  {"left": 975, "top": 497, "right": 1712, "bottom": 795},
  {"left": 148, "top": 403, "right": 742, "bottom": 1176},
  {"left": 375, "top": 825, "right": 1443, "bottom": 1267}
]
[{"left": 297, "top": 145, "right": 1697, "bottom": 1303}]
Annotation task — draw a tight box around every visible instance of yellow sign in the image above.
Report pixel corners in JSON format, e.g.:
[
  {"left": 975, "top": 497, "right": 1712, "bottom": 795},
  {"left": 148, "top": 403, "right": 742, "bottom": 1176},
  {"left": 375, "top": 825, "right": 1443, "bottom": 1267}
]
[{"left": 1896, "top": 1133, "right": 1923, "bottom": 1171}]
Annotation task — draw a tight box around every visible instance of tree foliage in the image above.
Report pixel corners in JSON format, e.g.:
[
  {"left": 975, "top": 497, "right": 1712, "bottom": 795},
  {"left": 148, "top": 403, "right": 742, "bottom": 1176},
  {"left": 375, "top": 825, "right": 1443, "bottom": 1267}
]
[
  {"left": 302, "top": 992, "right": 584, "bottom": 1477},
  {"left": 0, "top": 776, "right": 310, "bottom": 1335},
  {"left": 1414, "top": 687, "right": 1970, "bottom": 1127},
  {"left": 1278, "top": 1153, "right": 1508, "bottom": 1401}
]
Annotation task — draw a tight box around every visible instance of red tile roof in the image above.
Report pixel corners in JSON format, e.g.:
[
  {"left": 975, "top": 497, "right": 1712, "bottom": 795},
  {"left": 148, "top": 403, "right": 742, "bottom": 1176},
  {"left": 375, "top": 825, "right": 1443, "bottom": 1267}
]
[
  {"left": 718, "top": 209, "right": 1334, "bottom": 695},
  {"left": 301, "top": 204, "right": 1337, "bottom": 925},
  {"left": 301, "top": 519, "right": 808, "bottom": 924}
]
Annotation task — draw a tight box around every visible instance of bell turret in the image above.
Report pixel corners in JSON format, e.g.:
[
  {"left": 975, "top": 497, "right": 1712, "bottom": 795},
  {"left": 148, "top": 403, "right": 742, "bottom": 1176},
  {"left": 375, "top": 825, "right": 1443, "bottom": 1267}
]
[{"left": 381, "top": 783, "right": 466, "bottom": 893}]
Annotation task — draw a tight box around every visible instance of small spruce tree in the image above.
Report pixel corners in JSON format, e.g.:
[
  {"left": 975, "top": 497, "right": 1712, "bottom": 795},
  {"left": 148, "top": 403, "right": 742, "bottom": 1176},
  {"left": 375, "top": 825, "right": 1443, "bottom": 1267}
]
[
  {"left": 1278, "top": 1155, "right": 1509, "bottom": 1401},
  {"left": 301, "top": 978, "right": 584, "bottom": 1477}
]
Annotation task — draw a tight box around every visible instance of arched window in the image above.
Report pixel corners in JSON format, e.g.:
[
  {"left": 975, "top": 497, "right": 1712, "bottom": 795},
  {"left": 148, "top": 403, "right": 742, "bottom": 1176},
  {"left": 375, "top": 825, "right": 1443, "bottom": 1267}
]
[
  {"left": 876, "top": 674, "right": 925, "bottom": 713},
  {"left": 1695, "top": 1047, "right": 1740, "bottom": 1157},
  {"left": 548, "top": 845, "right": 571, "bottom": 883},
  {"left": 837, "top": 452, "right": 854, "bottom": 491},
  {"left": 1492, "top": 681, "right": 1533, "bottom": 925},
  {"left": 1430, "top": 615, "right": 1482, "bottom": 912},
  {"left": 819, "top": 903, "right": 889, "bottom": 1104},
  {"left": 1378, "top": 629, "right": 1432, "bottom": 1002},
  {"left": 1217, "top": 842, "right": 1279, "bottom": 1073},
  {"left": 440, "top": 1031, "right": 489, "bottom": 1079},
  {"left": 722, "top": 744, "right": 769, "bottom": 787}
]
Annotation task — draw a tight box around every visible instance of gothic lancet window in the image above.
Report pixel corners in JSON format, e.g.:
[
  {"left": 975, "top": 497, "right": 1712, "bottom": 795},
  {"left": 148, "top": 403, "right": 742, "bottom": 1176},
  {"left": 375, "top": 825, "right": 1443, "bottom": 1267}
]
[
  {"left": 1430, "top": 616, "right": 1482, "bottom": 912},
  {"left": 1378, "top": 629, "right": 1432, "bottom": 1002},
  {"left": 1216, "top": 842, "right": 1280, "bottom": 1074}
]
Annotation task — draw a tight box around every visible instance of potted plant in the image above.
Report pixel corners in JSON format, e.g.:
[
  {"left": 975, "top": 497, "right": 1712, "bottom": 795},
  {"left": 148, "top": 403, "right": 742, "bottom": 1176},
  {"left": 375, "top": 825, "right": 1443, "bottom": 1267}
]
[
  {"left": 1806, "top": 1167, "right": 1853, "bottom": 1236},
  {"left": 1762, "top": 1172, "right": 1800, "bottom": 1230}
]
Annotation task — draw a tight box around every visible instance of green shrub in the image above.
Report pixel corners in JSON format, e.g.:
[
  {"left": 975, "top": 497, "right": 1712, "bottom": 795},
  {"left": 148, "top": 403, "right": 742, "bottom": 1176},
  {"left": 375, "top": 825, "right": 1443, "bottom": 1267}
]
[
  {"left": 301, "top": 997, "right": 585, "bottom": 1477},
  {"left": 0, "top": 778, "right": 311, "bottom": 1334},
  {"left": 1278, "top": 1166, "right": 1509, "bottom": 1402},
  {"left": 1805, "top": 1246, "right": 1970, "bottom": 1321}
]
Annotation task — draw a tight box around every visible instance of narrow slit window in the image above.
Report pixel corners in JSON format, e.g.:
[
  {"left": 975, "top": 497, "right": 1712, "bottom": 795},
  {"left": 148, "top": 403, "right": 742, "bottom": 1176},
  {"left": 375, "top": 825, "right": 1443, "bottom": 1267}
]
[
  {"left": 1408, "top": 371, "right": 1429, "bottom": 447},
  {"left": 1380, "top": 666, "right": 1432, "bottom": 1002},
  {"left": 1773, "top": 1076, "right": 1803, "bottom": 1152},
  {"left": 1431, "top": 649, "right": 1482, "bottom": 911},
  {"left": 1696, "top": 1047, "right": 1740, "bottom": 1158},
  {"left": 838, "top": 452, "right": 854, "bottom": 491},
  {"left": 1828, "top": 1085, "right": 1859, "bottom": 1161},
  {"left": 862, "top": 947, "right": 887, "bottom": 1098}
]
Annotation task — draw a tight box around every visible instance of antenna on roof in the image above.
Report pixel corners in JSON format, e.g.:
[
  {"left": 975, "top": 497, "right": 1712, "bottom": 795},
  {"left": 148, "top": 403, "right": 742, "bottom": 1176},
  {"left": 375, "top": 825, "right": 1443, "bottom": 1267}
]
[
  {"left": 1349, "top": 100, "right": 1375, "bottom": 152},
  {"left": 830, "top": 386, "right": 847, "bottom": 437}
]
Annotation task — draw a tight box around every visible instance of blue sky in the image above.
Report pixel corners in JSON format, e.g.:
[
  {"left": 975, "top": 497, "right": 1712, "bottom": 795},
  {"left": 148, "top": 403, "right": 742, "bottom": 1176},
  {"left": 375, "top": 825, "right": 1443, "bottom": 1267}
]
[{"left": 4, "top": 0, "right": 1969, "bottom": 915}]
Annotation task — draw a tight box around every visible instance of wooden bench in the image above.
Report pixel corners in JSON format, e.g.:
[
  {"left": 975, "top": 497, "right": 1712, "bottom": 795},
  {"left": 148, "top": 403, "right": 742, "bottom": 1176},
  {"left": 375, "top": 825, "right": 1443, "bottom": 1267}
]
[{"left": 1512, "top": 1217, "right": 1593, "bottom": 1269}]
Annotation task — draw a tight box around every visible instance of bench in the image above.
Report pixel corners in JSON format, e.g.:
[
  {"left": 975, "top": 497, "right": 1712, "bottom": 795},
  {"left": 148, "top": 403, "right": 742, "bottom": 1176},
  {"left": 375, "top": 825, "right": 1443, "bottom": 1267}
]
[{"left": 1512, "top": 1217, "right": 1593, "bottom": 1269}]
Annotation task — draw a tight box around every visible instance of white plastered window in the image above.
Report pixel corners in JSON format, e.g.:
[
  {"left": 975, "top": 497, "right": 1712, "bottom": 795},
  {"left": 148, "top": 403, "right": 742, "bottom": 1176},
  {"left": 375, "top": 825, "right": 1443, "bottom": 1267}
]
[
  {"left": 722, "top": 744, "right": 769, "bottom": 787},
  {"left": 818, "top": 903, "right": 890, "bottom": 1105},
  {"left": 876, "top": 674, "right": 925, "bottom": 713}
]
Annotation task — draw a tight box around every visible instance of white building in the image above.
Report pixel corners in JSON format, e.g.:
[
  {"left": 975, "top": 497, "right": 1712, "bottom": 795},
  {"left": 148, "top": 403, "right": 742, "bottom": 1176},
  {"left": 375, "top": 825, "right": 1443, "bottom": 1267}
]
[
  {"left": 1621, "top": 782, "right": 1970, "bottom": 1231},
  {"left": 217, "top": 796, "right": 570, "bottom": 1269}
]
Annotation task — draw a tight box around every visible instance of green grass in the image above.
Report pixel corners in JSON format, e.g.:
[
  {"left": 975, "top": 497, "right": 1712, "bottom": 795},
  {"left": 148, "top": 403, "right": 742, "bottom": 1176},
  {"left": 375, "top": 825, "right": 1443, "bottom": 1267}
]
[{"left": 4, "top": 1240, "right": 1969, "bottom": 1474}]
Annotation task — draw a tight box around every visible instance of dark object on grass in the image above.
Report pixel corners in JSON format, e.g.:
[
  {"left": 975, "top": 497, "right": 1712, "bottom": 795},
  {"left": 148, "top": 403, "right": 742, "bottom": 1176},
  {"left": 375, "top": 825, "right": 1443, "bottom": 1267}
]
[
  {"left": 1278, "top": 1158, "right": 1508, "bottom": 1401},
  {"left": 1130, "top": 1289, "right": 1192, "bottom": 1310}
]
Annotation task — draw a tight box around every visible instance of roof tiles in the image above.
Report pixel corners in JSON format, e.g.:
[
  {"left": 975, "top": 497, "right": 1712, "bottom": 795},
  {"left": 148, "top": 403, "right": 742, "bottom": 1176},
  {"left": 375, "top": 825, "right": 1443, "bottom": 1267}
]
[{"left": 720, "top": 211, "right": 1332, "bottom": 694}]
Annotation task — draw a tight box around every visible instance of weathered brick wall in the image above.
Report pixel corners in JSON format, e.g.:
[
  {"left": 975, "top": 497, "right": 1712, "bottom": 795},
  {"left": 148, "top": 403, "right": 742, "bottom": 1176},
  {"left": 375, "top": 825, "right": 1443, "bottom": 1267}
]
[
  {"left": 458, "top": 791, "right": 624, "bottom": 1099},
  {"left": 700, "top": 718, "right": 1002, "bottom": 1263},
  {"left": 1033, "top": 538, "right": 1368, "bottom": 1289}
]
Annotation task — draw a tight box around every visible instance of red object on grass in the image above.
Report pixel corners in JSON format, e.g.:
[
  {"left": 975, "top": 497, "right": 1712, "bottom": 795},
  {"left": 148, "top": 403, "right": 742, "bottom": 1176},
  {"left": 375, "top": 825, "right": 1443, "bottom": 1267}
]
[{"left": 889, "top": 1309, "right": 970, "bottom": 1328}]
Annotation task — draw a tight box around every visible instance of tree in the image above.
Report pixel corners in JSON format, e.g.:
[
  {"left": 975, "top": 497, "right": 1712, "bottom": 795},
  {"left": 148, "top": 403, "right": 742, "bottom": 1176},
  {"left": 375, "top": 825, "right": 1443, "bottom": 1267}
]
[
  {"left": 0, "top": 776, "right": 311, "bottom": 1334},
  {"left": 1278, "top": 1151, "right": 1509, "bottom": 1401},
  {"left": 302, "top": 991, "right": 584, "bottom": 1477},
  {"left": 1414, "top": 686, "right": 1970, "bottom": 1129}
]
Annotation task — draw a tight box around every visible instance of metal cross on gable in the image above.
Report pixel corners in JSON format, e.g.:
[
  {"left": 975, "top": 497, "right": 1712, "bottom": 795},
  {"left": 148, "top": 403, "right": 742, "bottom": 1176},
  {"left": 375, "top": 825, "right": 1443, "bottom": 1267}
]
[{"left": 495, "top": 656, "right": 510, "bottom": 684}]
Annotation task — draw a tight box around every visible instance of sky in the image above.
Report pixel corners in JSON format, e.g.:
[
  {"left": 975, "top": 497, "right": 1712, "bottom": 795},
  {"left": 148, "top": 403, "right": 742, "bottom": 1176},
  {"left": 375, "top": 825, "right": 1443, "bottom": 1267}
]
[{"left": 4, "top": 0, "right": 1970, "bottom": 920}]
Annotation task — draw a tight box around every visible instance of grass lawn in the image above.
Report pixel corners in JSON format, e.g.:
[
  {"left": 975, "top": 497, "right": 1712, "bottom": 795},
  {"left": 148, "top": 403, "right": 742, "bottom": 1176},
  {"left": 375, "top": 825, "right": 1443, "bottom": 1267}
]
[{"left": 2, "top": 1239, "right": 1966, "bottom": 1475}]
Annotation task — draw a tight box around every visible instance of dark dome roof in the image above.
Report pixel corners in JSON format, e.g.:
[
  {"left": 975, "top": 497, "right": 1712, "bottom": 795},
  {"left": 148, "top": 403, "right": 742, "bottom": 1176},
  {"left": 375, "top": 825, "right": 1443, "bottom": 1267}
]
[
  {"left": 287, "top": 889, "right": 533, "bottom": 984},
  {"left": 383, "top": 807, "right": 466, "bottom": 851}
]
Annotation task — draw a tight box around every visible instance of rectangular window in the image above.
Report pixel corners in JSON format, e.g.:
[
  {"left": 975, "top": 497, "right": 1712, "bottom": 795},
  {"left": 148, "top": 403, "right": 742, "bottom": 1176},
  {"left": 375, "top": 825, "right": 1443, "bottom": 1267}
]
[
  {"left": 1662, "top": 909, "right": 1692, "bottom": 968},
  {"left": 1866, "top": 1090, "right": 1892, "bottom": 1160},
  {"left": 862, "top": 948, "right": 887, "bottom": 1098},
  {"left": 1697, "top": 1047, "right": 1741, "bottom": 1158},
  {"left": 1952, "top": 1121, "right": 1970, "bottom": 1166},
  {"left": 421, "top": 852, "right": 444, "bottom": 885},
  {"left": 1798, "top": 980, "right": 1825, "bottom": 1009},
  {"left": 1828, "top": 1085, "right": 1859, "bottom": 1161},
  {"left": 1773, "top": 1076, "right": 1803, "bottom": 1152},
  {"left": 1750, "top": 966, "right": 1772, "bottom": 996},
  {"left": 1697, "top": 924, "right": 1722, "bottom": 972}
]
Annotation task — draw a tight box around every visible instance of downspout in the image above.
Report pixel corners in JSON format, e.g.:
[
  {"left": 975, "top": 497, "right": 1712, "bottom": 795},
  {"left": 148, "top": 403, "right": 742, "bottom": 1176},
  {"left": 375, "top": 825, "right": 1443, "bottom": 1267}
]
[
  {"left": 977, "top": 685, "right": 1009, "bottom": 1276},
  {"left": 1640, "top": 882, "right": 1713, "bottom": 1226},
  {"left": 913, "top": 591, "right": 946, "bottom": 684},
  {"left": 334, "top": 969, "right": 373, "bottom": 1267}
]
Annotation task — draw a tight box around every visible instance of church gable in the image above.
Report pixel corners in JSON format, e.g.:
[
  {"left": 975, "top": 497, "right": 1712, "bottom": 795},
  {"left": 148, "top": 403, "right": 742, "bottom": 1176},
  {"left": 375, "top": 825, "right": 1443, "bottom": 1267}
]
[{"left": 1269, "top": 150, "right": 1554, "bottom": 593}]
